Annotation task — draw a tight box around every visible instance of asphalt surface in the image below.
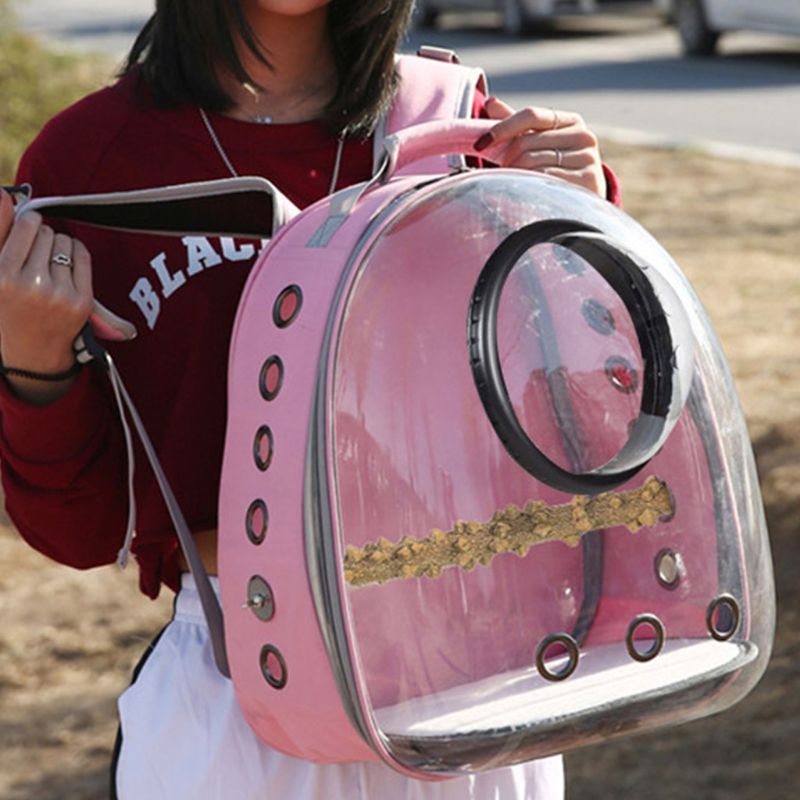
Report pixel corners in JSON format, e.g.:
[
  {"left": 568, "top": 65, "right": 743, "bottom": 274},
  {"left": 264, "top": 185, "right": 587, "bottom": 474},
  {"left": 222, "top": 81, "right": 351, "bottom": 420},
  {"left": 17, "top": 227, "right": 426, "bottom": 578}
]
[
  {"left": 15, "top": 3, "right": 800, "bottom": 164},
  {"left": 16, "top": 0, "right": 153, "bottom": 57},
  {"left": 408, "top": 13, "right": 800, "bottom": 165}
]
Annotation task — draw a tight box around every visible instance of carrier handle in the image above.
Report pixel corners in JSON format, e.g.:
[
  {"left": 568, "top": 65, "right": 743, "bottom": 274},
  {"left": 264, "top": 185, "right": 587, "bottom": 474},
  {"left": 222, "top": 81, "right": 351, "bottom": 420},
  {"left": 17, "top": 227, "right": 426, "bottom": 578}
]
[
  {"left": 15, "top": 178, "right": 299, "bottom": 341},
  {"left": 16, "top": 176, "right": 296, "bottom": 241},
  {"left": 469, "top": 219, "right": 693, "bottom": 495},
  {"left": 377, "top": 119, "right": 511, "bottom": 182}
]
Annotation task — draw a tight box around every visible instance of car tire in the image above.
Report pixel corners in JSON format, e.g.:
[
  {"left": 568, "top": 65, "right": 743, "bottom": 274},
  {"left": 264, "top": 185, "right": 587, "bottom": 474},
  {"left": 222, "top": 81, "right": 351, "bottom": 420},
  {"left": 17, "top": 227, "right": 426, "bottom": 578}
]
[
  {"left": 502, "top": 0, "right": 533, "bottom": 37},
  {"left": 674, "top": 0, "right": 720, "bottom": 55}
]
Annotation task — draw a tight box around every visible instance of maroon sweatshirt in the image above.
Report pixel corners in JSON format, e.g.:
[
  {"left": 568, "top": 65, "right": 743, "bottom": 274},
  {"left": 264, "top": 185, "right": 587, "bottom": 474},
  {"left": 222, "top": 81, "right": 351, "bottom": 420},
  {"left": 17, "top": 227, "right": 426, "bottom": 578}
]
[{"left": 1, "top": 68, "right": 621, "bottom": 599}]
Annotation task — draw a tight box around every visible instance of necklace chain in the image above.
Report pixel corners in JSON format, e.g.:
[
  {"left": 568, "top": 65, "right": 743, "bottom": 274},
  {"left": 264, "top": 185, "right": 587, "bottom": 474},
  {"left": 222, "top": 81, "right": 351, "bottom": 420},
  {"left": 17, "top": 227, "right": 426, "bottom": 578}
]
[
  {"left": 242, "top": 82, "right": 272, "bottom": 125},
  {"left": 200, "top": 108, "right": 240, "bottom": 178},
  {"left": 199, "top": 108, "right": 344, "bottom": 195}
]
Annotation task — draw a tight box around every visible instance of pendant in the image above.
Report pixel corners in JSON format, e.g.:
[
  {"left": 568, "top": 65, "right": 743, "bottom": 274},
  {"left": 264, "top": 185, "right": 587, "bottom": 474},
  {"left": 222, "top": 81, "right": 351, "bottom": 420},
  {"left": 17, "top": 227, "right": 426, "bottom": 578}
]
[{"left": 252, "top": 114, "right": 273, "bottom": 125}]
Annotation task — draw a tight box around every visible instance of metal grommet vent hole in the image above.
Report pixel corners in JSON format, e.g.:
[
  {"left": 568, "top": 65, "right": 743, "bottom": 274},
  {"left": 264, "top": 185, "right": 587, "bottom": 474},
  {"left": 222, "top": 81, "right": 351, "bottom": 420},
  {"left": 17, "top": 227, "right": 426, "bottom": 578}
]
[
  {"left": 655, "top": 548, "right": 683, "bottom": 590},
  {"left": 626, "top": 613, "right": 665, "bottom": 662},
  {"left": 273, "top": 285, "right": 303, "bottom": 329},
  {"left": 259, "top": 355, "right": 284, "bottom": 401},
  {"left": 260, "top": 644, "right": 287, "bottom": 689},
  {"left": 246, "top": 499, "right": 269, "bottom": 545},
  {"left": 253, "top": 425, "right": 274, "bottom": 471},
  {"left": 555, "top": 247, "right": 585, "bottom": 276},
  {"left": 245, "top": 575, "right": 275, "bottom": 622},
  {"left": 707, "top": 594, "right": 741, "bottom": 641},
  {"left": 535, "top": 633, "right": 579, "bottom": 682},
  {"left": 605, "top": 355, "right": 639, "bottom": 394},
  {"left": 582, "top": 298, "right": 615, "bottom": 335}
]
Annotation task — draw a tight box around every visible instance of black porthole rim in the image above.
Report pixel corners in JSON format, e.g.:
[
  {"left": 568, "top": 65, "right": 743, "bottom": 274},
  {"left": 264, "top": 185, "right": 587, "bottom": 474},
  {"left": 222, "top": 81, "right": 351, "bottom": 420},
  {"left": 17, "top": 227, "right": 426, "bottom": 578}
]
[
  {"left": 273, "top": 284, "right": 303, "bottom": 329},
  {"left": 468, "top": 218, "right": 674, "bottom": 495},
  {"left": 259, "top": 355, "right": 285, "bottom": 401},
  {"left": 535, "top": 632, "right": 580, "bottom": 682},
  {"left": 625, "top": 613, "right": 666, "bottom": 662},
  {"left": 260, "top": 643, "right": 288, "bottom": 689}
]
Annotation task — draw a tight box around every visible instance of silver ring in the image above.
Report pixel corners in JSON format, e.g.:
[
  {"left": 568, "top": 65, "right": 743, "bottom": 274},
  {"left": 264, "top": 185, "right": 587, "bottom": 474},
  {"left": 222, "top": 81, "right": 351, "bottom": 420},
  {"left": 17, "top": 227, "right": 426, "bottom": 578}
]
[
  {"left": 51, "top": 253, "right": 73, "bottom": 267},
  {"left": 550, "top": 108, "right": 559, "bottom": 130},
  {"left": 555, "top": 148, "right": 563, "bottom": 168}
]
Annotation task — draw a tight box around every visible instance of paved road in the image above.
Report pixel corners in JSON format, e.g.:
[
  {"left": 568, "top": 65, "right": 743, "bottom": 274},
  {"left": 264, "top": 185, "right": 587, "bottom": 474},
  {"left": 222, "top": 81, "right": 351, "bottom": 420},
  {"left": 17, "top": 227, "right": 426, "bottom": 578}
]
[
  {"left": 408, "top": 14, "right": 800, "bottom": 164},
  {"left": 17, "top": 0, "right": 153, "bottom": 57},
  {"left": 16, "top": 3, "right": 800, "bottom": 164}
]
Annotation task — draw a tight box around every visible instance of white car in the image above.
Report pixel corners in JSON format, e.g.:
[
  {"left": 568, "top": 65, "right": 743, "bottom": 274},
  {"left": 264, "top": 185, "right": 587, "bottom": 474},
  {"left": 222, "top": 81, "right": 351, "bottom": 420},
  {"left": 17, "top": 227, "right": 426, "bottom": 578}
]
[
  {"left": 415, "top": 0, "right": 647, "bottom": 36},
  {"left": 663, "top": 0, "right": 800, "bottom": 55}
]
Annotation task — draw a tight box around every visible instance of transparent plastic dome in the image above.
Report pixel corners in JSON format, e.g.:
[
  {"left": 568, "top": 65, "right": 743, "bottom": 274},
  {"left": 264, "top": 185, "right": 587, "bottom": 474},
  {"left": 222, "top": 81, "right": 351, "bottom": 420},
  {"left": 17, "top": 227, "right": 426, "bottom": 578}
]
[{"left": 327, "top": 171, "right": 774, "bottom": 773}]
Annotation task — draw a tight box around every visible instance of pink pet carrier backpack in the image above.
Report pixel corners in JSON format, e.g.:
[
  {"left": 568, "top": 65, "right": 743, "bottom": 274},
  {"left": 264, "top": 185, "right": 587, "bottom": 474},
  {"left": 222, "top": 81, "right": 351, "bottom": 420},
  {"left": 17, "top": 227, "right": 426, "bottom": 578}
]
[{"left": 18, "top": 54, "right": 775, "bottom": 780}]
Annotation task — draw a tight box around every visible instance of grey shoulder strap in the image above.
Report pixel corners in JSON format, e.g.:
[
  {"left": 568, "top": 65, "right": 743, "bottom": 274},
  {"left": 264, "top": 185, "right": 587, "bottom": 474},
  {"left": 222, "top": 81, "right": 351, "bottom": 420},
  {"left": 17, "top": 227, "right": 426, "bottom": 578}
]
[{"left": 77, "top": 330, "right": 233, "bottom": 678}]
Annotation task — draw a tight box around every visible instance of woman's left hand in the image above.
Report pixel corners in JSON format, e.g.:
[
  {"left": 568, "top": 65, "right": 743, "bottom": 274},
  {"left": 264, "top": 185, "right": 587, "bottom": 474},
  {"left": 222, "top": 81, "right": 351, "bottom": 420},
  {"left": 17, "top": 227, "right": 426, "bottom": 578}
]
[{"left": 476, "top": 96, "right": 607, "bottom": 198}]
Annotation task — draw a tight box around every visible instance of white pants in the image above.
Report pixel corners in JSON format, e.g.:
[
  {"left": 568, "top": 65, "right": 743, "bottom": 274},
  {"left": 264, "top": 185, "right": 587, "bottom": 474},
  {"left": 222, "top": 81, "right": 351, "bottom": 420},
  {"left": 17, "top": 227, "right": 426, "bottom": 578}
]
[{"left": 115, "top": 575, "right": 564, "bottom": 800}]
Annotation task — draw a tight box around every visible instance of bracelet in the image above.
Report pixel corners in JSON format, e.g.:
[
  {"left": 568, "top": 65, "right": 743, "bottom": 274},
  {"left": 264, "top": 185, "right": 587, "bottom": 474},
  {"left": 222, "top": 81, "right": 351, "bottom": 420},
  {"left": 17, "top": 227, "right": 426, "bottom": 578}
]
[{"left": 0, "top": 360, "right": 82, "bottom": 382}]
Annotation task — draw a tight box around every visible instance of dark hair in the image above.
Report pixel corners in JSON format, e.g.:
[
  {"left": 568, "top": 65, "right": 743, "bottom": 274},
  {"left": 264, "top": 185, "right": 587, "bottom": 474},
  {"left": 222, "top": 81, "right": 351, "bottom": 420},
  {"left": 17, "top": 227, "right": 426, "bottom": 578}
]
[{"left": 123, "top": 0, "right": 415, "bottom": 138}]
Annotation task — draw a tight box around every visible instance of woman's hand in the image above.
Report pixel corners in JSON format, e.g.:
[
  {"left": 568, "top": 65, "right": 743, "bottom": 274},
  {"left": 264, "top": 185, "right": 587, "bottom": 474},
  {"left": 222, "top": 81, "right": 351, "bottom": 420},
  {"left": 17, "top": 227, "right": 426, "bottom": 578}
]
[
  {"left": 476, "top": 96, "right": 607, "bottom": 198},
  {"left": 0, "top": 190, "right": 94, "bottom": 403}
]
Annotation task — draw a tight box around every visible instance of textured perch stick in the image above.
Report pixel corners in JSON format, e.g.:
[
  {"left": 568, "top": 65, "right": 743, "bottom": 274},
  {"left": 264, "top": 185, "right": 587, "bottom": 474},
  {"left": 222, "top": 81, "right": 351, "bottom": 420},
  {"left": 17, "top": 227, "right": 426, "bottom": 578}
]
[{"left": 344, "top": 475, "right": 673, "bottom": 587}]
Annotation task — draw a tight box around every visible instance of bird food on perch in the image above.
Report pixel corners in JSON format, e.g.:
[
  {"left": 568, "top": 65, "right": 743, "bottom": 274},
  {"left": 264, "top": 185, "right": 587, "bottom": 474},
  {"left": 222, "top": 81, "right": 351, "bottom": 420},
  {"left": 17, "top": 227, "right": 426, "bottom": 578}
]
[{"left": 344, "top": 476, "right": 674, "bottom": 587}]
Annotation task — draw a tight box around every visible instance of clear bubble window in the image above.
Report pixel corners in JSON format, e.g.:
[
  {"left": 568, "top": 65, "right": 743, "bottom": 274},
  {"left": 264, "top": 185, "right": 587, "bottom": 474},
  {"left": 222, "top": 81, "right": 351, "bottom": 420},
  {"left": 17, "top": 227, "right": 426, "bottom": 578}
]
[{"left": 328, "top": 173, "right": 770, "bottom": 772}]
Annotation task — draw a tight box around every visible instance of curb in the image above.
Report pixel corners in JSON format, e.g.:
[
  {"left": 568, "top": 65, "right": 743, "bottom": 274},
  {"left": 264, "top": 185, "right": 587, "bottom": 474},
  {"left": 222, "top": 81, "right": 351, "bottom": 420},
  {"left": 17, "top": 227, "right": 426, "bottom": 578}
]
[{"left": 594, "top": 124, "right": 800, "bottom": 169}]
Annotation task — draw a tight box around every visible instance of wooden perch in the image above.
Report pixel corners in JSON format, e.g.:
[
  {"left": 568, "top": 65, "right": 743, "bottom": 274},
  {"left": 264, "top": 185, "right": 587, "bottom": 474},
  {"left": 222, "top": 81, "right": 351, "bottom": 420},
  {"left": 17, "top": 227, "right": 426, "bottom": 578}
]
[{"left": 344, "top": 475, "right": 674, "bottom": 587}]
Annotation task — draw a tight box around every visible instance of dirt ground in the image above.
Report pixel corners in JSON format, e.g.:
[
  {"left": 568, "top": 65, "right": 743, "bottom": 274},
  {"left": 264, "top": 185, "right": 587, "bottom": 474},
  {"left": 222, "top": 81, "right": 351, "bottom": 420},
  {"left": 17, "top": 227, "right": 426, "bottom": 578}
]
[{"left": 0, "top": 142, "right": 797, "bottom": 799}]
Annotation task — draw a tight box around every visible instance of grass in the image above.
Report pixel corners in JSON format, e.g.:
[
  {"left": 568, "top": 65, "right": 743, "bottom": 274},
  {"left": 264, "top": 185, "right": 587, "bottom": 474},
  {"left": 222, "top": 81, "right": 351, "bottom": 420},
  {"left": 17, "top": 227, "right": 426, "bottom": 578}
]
[{"left": 0, "top": 0, "right": 108, "bottom": 183}]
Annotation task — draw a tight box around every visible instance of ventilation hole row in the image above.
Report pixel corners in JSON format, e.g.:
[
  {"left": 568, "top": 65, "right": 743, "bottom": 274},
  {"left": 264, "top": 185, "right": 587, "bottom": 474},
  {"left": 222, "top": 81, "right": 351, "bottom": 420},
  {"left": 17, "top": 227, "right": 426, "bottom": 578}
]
[
  {"left": 536, "top": 594, "right": 741, "bottom": 682},
  {"left": 243, "top": 285, "right": 304, "bottom": 692},
  {"left": 580, "top": 296, "right": 640, "bottom": 394}
]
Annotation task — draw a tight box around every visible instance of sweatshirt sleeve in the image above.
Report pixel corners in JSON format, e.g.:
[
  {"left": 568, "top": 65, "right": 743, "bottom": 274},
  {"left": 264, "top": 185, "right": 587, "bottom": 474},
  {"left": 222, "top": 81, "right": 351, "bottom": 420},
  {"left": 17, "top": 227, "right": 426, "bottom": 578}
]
[
  {"left": 0, "top": 364, "right": 128, "bottom": 569},
  {"left": 0, "top": 136, "right": 129, "bottom": 570}
]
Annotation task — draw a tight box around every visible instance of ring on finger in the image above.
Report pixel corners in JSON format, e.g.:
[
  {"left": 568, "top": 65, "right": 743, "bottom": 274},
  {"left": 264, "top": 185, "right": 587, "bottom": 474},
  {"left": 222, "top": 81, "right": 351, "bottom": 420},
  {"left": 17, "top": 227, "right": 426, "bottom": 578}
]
[
  {"left": 554, "top": 148, "right": 563, "bottom": 168},
  {"left": 51, "top": 253, "right": 74, "bottom": 268},
  {"left": 550, "top": 108, "right": 559, "bottom": 130}
]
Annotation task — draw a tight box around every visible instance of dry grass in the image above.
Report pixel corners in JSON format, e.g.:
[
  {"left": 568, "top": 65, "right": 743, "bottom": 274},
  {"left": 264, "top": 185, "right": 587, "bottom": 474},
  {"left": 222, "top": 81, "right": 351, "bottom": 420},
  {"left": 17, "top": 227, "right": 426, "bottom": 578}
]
[
  {"left": 564, "top": 141, "right": 800, "bottom": 800},
  {"left": 0, "top": 1, "right": 108, "bottom": 184},
  {"left": 0, "top": 143, "right": 796, "bottom": 799}
]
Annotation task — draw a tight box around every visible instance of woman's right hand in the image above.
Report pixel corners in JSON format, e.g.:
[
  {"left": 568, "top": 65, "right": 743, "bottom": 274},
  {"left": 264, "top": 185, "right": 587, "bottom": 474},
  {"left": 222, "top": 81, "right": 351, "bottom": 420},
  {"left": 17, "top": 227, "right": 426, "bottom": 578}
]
[{"left": 0, "top": 189, "right": 94, "bottom": 404}]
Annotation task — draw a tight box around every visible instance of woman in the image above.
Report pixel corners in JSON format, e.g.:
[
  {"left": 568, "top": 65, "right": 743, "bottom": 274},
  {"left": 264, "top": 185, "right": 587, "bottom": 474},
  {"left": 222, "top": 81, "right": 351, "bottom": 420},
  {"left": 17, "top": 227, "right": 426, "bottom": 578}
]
[{"left": 0, "top": 1, "right": 616, "bottom": 797}]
